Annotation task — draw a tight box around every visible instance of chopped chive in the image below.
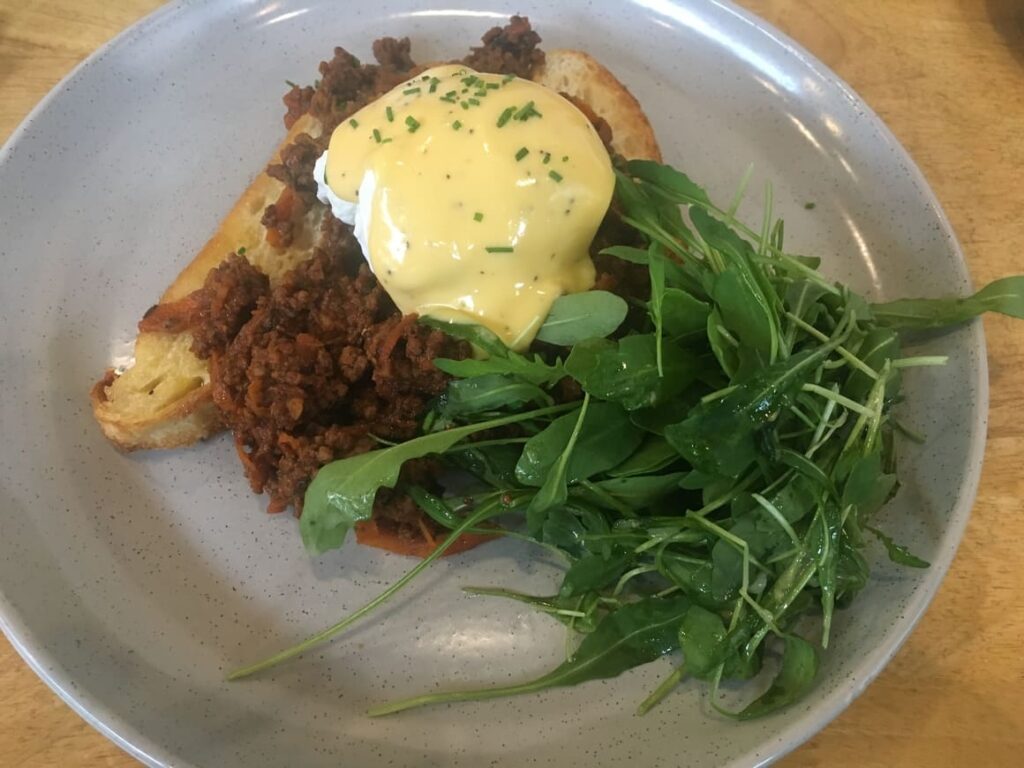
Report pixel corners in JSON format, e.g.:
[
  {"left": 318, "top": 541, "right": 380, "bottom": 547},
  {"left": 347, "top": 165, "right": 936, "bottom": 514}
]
[
  {"left": 485, "top": 82, "right": 499, "bottom": 90},
  {"left": 548, "top": 170, "right": 563, "bottom": 182},
  {"left": 514, "top": 101, "right": 542, "bottom": 121},
  {"left": 460, "top": 100, "right": 470, "bottom": 110},
  {"left": 497, "top": 106, "right": 516, "bottom": 127},
  {"left": 349, "top": 118, "right": 359, "bottom": 128},
  {"left": 502, "top": 73, "right": 516, "bottom": 84},
  {"left": 372, "top": 128, "right": 382, "bottom": 143},
  {"left": 421, "top": 74, "right": 430, "bottom": 81},
  {"left": 473, "top": 211, "right": 484, "bottom": 222},
  {"left": 515, "top": 147, "right": 529, "bottom": 161},
  {"left": 468, "top": 98, "right": 480, "bottom": 106},
  {"left": 380, "top": 137, "right": 392, "bottom": 144},
  {"left": 285, "top": 79, "right": 299, "bottom": 88},
  {"left": 474, "top": 89, "right": 488, "bottom": 98},
  {"left": 385, "top": 106, "right": 394, "bottom": 122},
  {"left": 562, "top": 155, "right": 569, "bottom": 162},
  {"left": 452, "top": 120, "right": 462, "bottom": 130},
  {"left": 405, "top": 115, "right": 421, "bottom": 133},
  {"left": 429, "top": 77, "right": 440, "bottom": 93},
  {"left": 485, "top": 245, "right": 514, "bottom": 253},
  {"left": 403, "top": 87, "right": 421, "bottom": 95},
  {"left": 237, "top": 246, "right": 247, "bottom": 255},
  {"left": 542, "top": 152, "right": 551, "bottom": 164}
]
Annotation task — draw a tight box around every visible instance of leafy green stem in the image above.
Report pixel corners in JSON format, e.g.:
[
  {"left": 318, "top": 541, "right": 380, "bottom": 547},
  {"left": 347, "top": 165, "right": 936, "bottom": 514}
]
[{"left": 227, "top": 497, "right": 509, "bottom": 681}]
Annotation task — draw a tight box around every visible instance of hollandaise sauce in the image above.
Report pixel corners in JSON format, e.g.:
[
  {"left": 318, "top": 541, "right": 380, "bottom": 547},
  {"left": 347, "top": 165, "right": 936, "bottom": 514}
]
[{"left": 312, "top": 64, "right": 614, "bottom": 349}]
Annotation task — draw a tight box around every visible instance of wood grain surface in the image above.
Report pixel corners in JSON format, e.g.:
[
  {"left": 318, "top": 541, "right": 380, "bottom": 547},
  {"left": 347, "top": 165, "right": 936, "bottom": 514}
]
[{"left": 1, "top": 1, "right": 1022, "bottom": 766}]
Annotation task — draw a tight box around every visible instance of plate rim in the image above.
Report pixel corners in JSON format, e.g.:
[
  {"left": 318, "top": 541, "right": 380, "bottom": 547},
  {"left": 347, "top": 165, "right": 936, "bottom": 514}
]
[{"left": 0, "top": 1, "right": 989, "bottom": 766}]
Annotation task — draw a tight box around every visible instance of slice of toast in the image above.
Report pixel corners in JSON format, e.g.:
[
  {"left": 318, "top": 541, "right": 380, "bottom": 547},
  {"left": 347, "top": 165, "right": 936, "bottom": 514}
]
[{"left": 91, "top": 50, "right": 662, "bottom": 451}]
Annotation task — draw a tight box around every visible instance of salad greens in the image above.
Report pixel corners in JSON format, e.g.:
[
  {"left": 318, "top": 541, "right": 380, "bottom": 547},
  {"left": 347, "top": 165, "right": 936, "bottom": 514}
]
[{"left": 229, "top": 159, "right": 1024, "bottom": 717}]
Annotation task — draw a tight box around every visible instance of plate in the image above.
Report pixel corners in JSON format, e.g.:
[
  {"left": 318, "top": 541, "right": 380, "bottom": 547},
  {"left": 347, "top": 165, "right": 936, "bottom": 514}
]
[{"left": 0, "top": 1, "right": 986, "bottom": 766}]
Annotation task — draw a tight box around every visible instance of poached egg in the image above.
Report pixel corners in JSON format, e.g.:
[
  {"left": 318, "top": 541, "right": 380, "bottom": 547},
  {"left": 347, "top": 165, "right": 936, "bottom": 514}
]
[{"left": 313, "top": 64, "right": 614, "bottom": 349}]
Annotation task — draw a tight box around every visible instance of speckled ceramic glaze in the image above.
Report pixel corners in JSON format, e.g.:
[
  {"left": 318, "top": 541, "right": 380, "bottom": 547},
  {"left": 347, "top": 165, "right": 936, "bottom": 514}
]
[{"left": 0, "top": 1, "right": 986, "bottom": 766}]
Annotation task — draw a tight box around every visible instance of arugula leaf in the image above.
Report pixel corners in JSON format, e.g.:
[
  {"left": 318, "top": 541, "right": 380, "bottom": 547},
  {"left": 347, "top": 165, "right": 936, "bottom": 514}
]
[
  {"left": 648, "top": 248, "right": 667, "bottom": 375},
  {"left": 445, "top": 443, "right": 523, "bottom": 489},
  {"left": 525, "top": 396, "right": 592, "bottom": 531},
  {"left": 871, "top": 276, "right": 1024, "bottom": 329},
  {"left": 536, "top": 291, "right": 628, "bottom": 345},
  {"left": 560, "top": 549, "right": 633, "bottom": 598},
  {"left": 515, "top": 400, "right": 642, "bottom": 486},
  {"left": 434, "top": 374, "right": 552, "bottom": 423},
  {"left": 420, "top": 316, "right": 508, "bottom": 357},
  {"left": 866, "top": 526, "right": 930, "bottom": 568},
  {"left": 625, "top": 159, "right": 712, "bottom": 206},
  {"left": 692, "top": 207, "right": 780, "bottom": 365},
  {"left": 665, "top": 347, "right": 833, "bottom": 478},
  {"left": 578, "top": 472, "right": 688, "bottom": 509},
  {"left": 735, "top": 635, "right": 819, "bottom": 720},
  {"left": 424, "top": 317, "right": 565, "bottom": 387},
  {"left": 367, "top": 596, "right": 690, "bottom": 716},
  {"left": 678, "top": 604, "right": 730, "bottom": 679},
  {"left": 661, "top": 287, "right": 711, "bottom": 338},
  {"left": 608, "top": 436, "right": 680, "bottom": 477},
  {"left": 565, "top": 334, "right": 698, "bottom": 411},
  {"left": 301, "top": 403, "right": 571, "bottom": 555},
  {"left": 433, "top": 355, "right": 565, "bottom": 388},
  {"left": 706, "top": 307, "right": 739, "bottom": 378}
]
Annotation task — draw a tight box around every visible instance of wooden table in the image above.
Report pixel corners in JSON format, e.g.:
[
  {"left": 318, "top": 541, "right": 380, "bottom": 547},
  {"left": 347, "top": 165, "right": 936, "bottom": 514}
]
[{"left": 2, "top": 1, "right": 1022, "bottom": 765}]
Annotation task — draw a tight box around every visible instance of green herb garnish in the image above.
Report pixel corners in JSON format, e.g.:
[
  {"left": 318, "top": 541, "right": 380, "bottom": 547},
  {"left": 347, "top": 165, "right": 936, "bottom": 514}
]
[
  {"left": 497, "top": 106, "right": 516, "bottom": 127},
  {"left": 348, "top": 118, "right": 358, "bottom": 129},
  {"left": 385, "top": 106, "right": 394, "bottom": 122},
  {"left": 515, "top": 147, "right": 529, "bottom": 162},
  {"left": 514, "top": 101, "right": 542, "bottom": 121},
  {"left": 473, "top": 211, "right": 484, "bottom": 222},
  {"left": 402, "top": 87, "right": 421, "bottom": 95},
  {"left": 405, "top": 116, "right": 420, "bottom": 133},
  {"left": 452, "top": 120, "right": 462, "bottom": 131},
  {"left": 548, "top": 170, "right": 563, "bottom": 182},
  {"left": 227, "top": 157, "right": 1024, "bottom": 724}
]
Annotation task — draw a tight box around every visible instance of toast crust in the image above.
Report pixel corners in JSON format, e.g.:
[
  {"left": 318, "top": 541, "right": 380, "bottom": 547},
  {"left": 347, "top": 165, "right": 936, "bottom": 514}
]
[{"left": 92, "top": 52, "right": 661, "bottom": 451}]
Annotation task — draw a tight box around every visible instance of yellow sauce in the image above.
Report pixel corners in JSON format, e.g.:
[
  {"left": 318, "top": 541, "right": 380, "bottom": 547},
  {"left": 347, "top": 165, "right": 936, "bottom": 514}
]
[{"left": 322, "top": 64, "right": 614, "bottom": 348}]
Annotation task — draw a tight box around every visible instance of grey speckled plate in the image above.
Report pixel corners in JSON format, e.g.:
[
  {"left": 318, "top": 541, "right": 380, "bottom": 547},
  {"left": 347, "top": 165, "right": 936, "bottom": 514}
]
[{"left": 0, "top": 1, "right": 986, "bottom": 766}]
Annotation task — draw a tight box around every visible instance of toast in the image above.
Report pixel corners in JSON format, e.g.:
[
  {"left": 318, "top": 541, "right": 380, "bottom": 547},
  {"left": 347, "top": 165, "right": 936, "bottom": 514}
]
[{"left": 91, "top": 49, "right": 662, "bottom": 451}]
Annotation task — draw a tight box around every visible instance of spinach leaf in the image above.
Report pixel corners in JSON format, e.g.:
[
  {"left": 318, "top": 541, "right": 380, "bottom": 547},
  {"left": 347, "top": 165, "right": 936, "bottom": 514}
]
[
  {"left": 301, "top": 403, "right": 571, "bottom": 555},
  {"left": 866, "top": 526, "right": 930, "bottom": 568},
  {"left": 368, "top": 596, "right": 690, "bottom": 716},
  {"left": 871, "top": 276, "right": 1024, "bottom": 329},
  {"left": 536, "top": 291, "right": 628, "bottom": 345},
  {"left": 516, "top": 400, "right": 642, "bottom": 487},
  {"left": 565, "top": 334, "right": 698, "bottom": 411},
  {"left": 735, "top": 635, "right": 819, "bottom": 720}
]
